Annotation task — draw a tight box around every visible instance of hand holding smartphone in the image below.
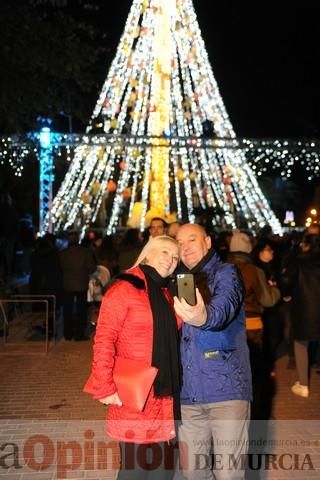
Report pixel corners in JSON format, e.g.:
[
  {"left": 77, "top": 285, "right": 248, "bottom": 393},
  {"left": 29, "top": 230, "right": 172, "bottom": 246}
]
[{"left": 176, "top": 273, "right": 196, "bottom": 306}]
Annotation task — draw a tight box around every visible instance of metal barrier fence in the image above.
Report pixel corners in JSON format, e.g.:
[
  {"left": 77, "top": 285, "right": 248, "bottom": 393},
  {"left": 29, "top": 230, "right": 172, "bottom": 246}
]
[{"left": 0, "top": 294, "right": 56, "bottom": 354}]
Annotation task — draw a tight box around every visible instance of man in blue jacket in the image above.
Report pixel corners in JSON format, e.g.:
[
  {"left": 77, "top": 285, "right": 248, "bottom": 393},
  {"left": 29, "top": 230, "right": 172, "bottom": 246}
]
[{"left": 174, "top": 223, "right": 252, "bottom": 480}]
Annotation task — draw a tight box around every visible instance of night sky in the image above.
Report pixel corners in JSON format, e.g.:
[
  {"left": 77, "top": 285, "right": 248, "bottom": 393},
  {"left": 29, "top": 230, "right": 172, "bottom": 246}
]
[{"left": 102, "top": 1, "right": 320, "bottom": 139}]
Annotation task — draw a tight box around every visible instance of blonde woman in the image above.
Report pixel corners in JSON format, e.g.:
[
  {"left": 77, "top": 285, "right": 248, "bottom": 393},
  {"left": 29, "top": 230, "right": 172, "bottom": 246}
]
[{"left": 85, "top": 235, "right": 181, "bottom": 480}]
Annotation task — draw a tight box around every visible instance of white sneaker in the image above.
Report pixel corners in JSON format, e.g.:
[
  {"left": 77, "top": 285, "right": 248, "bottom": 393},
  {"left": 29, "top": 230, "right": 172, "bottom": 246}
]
[{"left": 291, "top": 381, "right": 309, "bottom": 398}]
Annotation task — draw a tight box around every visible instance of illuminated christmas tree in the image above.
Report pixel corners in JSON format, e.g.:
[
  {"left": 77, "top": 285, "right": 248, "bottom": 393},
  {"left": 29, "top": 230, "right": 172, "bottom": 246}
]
[{"left": 46, "top": 0, "right": 282, "bottom": 234}]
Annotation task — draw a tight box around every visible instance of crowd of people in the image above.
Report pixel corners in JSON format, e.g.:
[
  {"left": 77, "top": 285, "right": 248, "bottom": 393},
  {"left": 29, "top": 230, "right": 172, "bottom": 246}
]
[{"left": 1, "top": 211, "right": 320, "bottom": 479}]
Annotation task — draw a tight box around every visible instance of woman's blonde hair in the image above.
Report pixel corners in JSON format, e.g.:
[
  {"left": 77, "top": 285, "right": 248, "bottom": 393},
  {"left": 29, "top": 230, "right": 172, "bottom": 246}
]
[{"left": 132, "top": 235, "right": 179, "bottom": 268}]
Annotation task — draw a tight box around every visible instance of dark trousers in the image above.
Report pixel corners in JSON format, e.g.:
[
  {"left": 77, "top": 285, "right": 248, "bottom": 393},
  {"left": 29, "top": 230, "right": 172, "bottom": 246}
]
[
  {"left": 247, "top": 329, "right": 274, "bottom": 420},
  {"left": 262, "top": 306, "right": 284, "bottom": 370},
  {"left": 117, "top": 441, "right": 178, "bottom": 480},
  {"left": 62, "top": 290, "right": 87, "bottom": 340}
]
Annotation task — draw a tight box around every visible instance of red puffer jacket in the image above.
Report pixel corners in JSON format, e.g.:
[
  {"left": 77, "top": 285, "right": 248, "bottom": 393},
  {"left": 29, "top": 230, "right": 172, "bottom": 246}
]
[{"left": 86, "top": 266, "right": 181, "bottom": 444}]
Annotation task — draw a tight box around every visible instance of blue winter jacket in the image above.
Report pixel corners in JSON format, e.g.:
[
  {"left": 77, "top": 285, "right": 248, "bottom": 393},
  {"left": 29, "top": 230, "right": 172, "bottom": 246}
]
[{"left": 180, "top": 251, "right": 252, "bottom": 404}]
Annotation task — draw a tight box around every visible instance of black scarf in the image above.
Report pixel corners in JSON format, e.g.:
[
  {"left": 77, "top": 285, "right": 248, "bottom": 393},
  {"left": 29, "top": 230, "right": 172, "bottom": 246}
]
[{"left": 140, "top": 264, "right": 182, "bottom": 421}]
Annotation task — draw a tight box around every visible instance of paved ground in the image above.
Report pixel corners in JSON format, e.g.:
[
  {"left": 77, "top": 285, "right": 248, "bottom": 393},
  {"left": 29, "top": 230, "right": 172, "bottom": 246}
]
[{"left": 0, "top": 321, "right": 319, "bottom": 479}]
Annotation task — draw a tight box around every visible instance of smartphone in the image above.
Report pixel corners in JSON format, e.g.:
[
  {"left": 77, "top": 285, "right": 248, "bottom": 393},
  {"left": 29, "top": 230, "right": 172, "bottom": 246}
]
[{"left": 176, "top": 273, "right": 196, "bottom": 306}]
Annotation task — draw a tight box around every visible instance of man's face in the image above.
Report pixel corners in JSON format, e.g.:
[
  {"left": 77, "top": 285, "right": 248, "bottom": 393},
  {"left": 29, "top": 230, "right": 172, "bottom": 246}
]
[
  {"left": 149, "top": 219, "right": 165, "bottom": 237},
  {"left": 176, "top": 224, "right": 211, "bottom": 269}
]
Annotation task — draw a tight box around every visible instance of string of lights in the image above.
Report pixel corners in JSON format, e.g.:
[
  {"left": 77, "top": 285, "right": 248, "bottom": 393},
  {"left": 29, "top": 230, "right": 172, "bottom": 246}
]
[
  {"left": 1, "top": 132, "right": 319, "bottom": 233},
  {"left": 2, "top": 133, "right": 319, "bottom": 179}
]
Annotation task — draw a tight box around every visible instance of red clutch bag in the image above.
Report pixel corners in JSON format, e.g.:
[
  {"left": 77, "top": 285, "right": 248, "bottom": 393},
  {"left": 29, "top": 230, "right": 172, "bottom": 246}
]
[{"left": 84, "top": 356, "right": 158, "bottom": 413}]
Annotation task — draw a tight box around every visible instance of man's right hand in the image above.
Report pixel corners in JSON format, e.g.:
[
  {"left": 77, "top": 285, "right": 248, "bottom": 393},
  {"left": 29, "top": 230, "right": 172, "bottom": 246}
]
[{"left": 173, "top": 288, "right": 207, "bottom": 327}]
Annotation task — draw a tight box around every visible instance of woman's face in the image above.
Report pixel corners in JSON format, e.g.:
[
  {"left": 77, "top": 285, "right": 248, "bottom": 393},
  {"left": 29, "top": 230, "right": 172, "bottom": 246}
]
[
  {"left": 259, "top": 245, "right": 274, "bottom": 263},
  {"left": 145, "top": 242, "right": 179, "bottom": 277}
]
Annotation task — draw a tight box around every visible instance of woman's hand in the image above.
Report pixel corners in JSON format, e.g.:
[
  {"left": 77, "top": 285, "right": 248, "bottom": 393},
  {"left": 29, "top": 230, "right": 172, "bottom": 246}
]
[
  {"left": 173, "top": 288, "right": 207, "bottom": 327},
  {"left": 99, "top": 392, "right": 123, "bottom": 406}
]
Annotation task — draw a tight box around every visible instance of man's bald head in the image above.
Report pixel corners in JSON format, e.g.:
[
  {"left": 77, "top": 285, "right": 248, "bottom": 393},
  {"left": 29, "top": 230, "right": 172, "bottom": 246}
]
[{"left": 176, "top": 223, "right": 211, "bottom": 269}]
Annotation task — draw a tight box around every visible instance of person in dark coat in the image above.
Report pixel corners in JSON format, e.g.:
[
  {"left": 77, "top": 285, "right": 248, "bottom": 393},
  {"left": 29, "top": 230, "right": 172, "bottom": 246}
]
[
  {"left": 90, "top": 233, "right": 118, "bottom": 276},
  {"left": 17, "top": 212, "right": 36, "bottom": 275},
  {"left": 29, "top": 234, "right": 63, "bottom": 336},
  {"left": 251, "top": 239, "right": 284, "bottom": 374},
  {"left": 30, "top": 234, "right": 62, "bottom": 298},
  {"left": 59, "top": 232, "right": 96, "bottom": 340},
  {"left": 281, "top": 234, "right": 320, "bottom": 397},
  {"left": 117, "top": 228, "right": 144, "bottom": 272},
  {"left": 0, "top": 189, "right": 19, "bottom": 283}
]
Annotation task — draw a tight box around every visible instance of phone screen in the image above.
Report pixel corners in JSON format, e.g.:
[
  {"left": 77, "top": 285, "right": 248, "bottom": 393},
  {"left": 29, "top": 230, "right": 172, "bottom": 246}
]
[{"left": 176, "top": 273, "right": 196, "bottom": 306}]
